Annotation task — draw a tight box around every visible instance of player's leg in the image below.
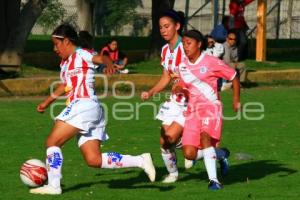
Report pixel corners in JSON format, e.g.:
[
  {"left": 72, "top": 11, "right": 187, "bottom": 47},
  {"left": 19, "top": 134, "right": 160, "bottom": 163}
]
[
  {"left": 189, "top": 147, "right": 230, "bottom": 175},
  {"left": 79, "top": 140, "right": 155, "bottom": 182},
  {"left": 160, "top": 122, "right": 183, "bottom": 183},
  {"left": 200, "top": 132, "right": 222, "bottom": 190},
  {"left": 30, "top": 120, "right": 80, "bottom": 195}
]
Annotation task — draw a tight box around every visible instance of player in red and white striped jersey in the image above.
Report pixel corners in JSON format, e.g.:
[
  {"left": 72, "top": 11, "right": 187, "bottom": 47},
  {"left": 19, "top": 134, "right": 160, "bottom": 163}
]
[
  {"left": 141, "top": 9, "right": 192, "bottom": 183},
  {"left": 30, "top": 24, "right": 155, "bottom": 195}
]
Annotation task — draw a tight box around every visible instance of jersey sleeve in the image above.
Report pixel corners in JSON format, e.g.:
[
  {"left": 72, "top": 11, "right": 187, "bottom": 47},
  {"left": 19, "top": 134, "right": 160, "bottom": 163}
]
[
  {"left": 211, "top": 57, "right": 236, "bottom": 81},
  {"left": 160, "top": 45, "right": 168, "bottom": 69},
  {"left": 76, "top": 48, "right": 93, "bottom": 63}
]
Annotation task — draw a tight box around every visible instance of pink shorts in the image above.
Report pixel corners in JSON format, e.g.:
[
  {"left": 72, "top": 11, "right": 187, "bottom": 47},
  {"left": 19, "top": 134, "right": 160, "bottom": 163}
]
[{"left": 182, "top": 102, "right": 222, "bottom": 149}]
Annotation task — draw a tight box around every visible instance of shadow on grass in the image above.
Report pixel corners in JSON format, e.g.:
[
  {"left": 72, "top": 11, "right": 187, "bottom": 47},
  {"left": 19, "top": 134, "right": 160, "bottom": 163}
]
[
  {"left": 62, "top": 160, "right": 296, "bottom": 193},
  {"left": 222, "top": 160, "right": 297, "bottom": 185},
  {"left": 181, "top": 159, "right": 297, "bottom": 185}
]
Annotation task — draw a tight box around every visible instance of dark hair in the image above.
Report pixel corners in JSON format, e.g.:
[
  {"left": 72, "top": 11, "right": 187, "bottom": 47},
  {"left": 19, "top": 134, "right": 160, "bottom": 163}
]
[
  {"left": 227, "top": 29, "right": 237, "bottom": 36},
  {"left": 107, "top": 38, "right": 118, "bottom": 45},
  {"left": 78, "top": 31, "right": 93, "bottom": 49},
  {"left": 52, "top": 24, "right": 79, "bottom": 45},
  {"left": 183, "top": 29, "right": 207, "bottom": 50},
  {"left": 159, "top": 9, "right": 185, "bottom": 35}
]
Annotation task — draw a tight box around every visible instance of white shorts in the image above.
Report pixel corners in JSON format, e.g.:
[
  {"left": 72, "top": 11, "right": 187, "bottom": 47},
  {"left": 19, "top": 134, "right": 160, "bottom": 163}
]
[
  {"left": 156, "top": 100, "right": 186, "bottom": 127},
  {"left": 56, "top": 99, "right": 109, "bottom": 147}
]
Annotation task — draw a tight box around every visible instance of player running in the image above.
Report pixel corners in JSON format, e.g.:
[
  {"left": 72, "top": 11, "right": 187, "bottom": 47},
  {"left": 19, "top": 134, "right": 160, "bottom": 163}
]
[
  {"left": 179, "top": 30, "right": 240, "bottom": 190},
  {"left": 29, "top": 24, "right": 155, "bottom": 195},
  {"left": 141, "top": 10, "right": 229, "bottom": 183}
]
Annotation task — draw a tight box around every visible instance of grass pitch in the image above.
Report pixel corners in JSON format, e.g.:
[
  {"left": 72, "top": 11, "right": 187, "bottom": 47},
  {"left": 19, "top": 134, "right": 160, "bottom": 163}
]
[{"left": 0, "top": 86, "right": 299, "bottom": 199}]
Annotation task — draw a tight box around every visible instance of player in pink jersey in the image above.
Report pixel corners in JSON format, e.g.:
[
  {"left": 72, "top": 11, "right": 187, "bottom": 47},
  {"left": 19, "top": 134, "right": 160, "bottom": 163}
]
[
  {"left": 179, "top": 30, "right": 240, "bottom": 190},
  {"left": 141, "top": 10, "right": 229, "bottom": 183},
  {"left": 30, "top": 24, "right": 155, "bottom": 195}
]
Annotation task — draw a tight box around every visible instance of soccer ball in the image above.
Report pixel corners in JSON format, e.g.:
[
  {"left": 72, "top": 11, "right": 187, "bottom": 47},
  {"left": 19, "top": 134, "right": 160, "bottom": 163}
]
[{"left": 20, "top": 159, "right": 48, "bottom": 187}]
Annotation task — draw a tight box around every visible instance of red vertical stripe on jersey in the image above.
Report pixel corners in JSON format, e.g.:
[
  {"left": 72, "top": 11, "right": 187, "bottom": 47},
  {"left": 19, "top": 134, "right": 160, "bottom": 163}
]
[
  {"left": 69, "top": 53, "right": 77, "bottom": 102},
  {"left": 175, "top": 47, "right": 182, "bottom": 67},
  {"left": 81, "top": 59, "right": 89, "bottom": 98}
]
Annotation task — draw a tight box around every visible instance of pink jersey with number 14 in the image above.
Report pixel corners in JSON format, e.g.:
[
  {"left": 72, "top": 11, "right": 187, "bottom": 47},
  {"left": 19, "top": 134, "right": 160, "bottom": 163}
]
[{"left": 178, "top": 53, "right": 236, "bottom": 108}]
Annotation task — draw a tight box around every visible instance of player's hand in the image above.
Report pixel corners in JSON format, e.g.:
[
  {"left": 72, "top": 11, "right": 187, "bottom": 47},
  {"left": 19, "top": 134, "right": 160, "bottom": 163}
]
[
  {"left": 37, "top": 102, "right": 48, "bottom": 113},
  {"left": 141, "top": 91, "right": 150, "bottom": 101},
  {"left": 114, "top": 64, "right": 125, "bottom": 69},
  {"left": 233, "top": 100, "right": 241, "bottom": 112},
  {"left": 103, "top": 66, "right": 116, "bottom": 75}
]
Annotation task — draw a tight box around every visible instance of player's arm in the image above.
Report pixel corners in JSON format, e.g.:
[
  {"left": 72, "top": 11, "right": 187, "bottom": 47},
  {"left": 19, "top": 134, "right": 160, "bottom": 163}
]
[
  {"left": 231, "top": 76, "right": 240, "bottom": 112},
  {"left": 141, "top": 70, "right": 171, "bottom": 100},
  {"left": 37, "top": 83, "right": 66, "bottom": 113},
  {"left": 244, "top": 0, "right": 254, "bottom": 6},
  {"left": 114, "top": 56, "right": 128, "bottom": 69},
  {"left": 92, "top": 54, "right": 116, "bottom": 75}
]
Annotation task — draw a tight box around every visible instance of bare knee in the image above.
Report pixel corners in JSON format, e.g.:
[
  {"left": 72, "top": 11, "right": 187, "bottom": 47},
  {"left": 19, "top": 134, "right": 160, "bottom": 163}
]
[
  {"left": 165, "top": 132, "right": 177, "bottom": 144},
  {"left": 200, "top": 132, "right": 212, "bottom": 149},
  {"left": 85, "top": 155, "right": 102, "bottom": 168},
  {"left": 45, "top": 136, "right": 62, "bottom": 148},
  {"left": 183, "top": 146, "right": 197, "bottom": 160}
]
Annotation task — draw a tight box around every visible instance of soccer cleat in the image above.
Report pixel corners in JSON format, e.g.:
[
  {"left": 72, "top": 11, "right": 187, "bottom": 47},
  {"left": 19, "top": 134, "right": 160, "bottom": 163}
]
[
  {"left": 29, "top": 185, "right": 62, "bottom": 195},
  {"left": 162, "top": 174, "right": 178, "bottom": 183},
  {"left": 219, "top": 148, "right": 230, "bottom": 176},
  {"left": 119, "top": 69, "right": 129, "bottom": 74},
  {"left": 208, "top": 180, "right": 223, "bottom": 190},
  {"left": 184, "top": 158, "right": 195, "bottom": 169},
  {"left": 141, "top": 153, "right": 156, "bottom": 182}
]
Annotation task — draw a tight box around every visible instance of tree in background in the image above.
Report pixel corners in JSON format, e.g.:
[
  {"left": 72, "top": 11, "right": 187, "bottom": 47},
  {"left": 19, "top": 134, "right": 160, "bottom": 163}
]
[
  {"left": 93, "top": 0, "right": 143, "bottom": 36},
  {"left": 0, "top": 0, "right": 48, "bottom": 71},
  {"left": 36, "top": 0, "right": 66, "bottom": 34}
]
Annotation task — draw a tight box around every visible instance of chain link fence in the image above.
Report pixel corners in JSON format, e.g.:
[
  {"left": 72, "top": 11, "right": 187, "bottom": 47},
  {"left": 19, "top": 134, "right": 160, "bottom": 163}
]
[
  {"left": 183, "top": 0, "right": 300, "bottom": 39},
  {"left": 30, "top": 0, "right": 300, "bottom": 39}
]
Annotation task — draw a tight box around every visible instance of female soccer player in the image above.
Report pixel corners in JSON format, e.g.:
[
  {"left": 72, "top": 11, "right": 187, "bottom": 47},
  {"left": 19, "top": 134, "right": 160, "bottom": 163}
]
[
  {"left": 30, "top": 24, "right": 155, "bottom": 195},
  {"left": 141, "top": 9, "right": 190, "bottom": 183},
  {"left": 141, "top": 10, "right": 229, "bottom": 183},
  {"left": 179, "top": 30, "right": 240, "bottom": 190}
]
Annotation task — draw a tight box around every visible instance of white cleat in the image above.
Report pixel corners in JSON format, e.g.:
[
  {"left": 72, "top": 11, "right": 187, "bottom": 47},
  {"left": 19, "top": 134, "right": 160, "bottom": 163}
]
[
  {"left": 141, "top": 153, "right": 156, "bottom": 182},
  {"left": 29, "top": 185, "right": 62, "bottom": 195},
  {"left": 162, "top": 174, "right": 178, "bottom": 183},
  {"left": 184, "top": 159, "right": 194, "bottom": 169}
]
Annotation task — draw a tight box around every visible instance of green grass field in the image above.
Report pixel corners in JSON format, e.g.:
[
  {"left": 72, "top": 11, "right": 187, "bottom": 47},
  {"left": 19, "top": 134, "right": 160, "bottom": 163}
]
[{"left": 1, "top": 86, "right": 300, "bottom": 199}]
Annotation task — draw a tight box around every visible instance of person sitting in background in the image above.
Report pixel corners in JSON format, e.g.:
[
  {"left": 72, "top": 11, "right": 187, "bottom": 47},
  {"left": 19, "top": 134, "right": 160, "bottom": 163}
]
[
  {"left": 204, "top": 34, "right": 225, "bottom": 91},
  {"left": 222, "top": 29, "right": 246, "bottom": 90},
  {"left": 99, "top": 39, "right": 129, "bottom": 74},
  {"left": 210, "top": 15, "right": 230, "bottom": 43},
  {"left": 204, "top": 34, "right": 224, "bottom": 59}
]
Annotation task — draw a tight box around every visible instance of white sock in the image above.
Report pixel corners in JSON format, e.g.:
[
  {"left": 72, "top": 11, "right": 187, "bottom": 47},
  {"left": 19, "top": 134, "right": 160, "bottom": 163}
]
[
  {"left": 46, "top": 146, "right": 63, "bottom": 188},
  {"left": 101, "top": 152, "right": 143, "bottom": 168},
  {"left": 203, "top": 147, "right": 218, "bottom": 182},
  {"left": 196, "top": 149, "right": 204, "bottom": 160},
  {"left": 161, "top": 148, "right": 178, "bottom": 176}
]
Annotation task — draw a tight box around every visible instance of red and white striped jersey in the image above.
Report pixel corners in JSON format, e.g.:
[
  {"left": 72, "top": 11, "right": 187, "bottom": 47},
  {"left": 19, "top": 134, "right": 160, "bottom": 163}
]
[
  {"left": 160, "top": 40, "right": 185, "bottom": 82},
  {"left": 60, "top": 48, "right": 98, "bottom": 105}
]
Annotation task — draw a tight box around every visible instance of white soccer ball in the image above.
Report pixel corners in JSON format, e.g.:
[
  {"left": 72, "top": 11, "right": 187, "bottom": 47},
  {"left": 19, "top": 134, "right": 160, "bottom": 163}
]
[{"left": 20, "top": 159, "right": 48, "bottom": 187}]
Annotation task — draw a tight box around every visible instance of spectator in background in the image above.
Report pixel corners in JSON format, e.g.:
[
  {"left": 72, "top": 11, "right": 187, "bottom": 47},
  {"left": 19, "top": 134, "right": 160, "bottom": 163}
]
[
  {"left": 99, "top": 39, "right": 129, "bottom": 74},
  {"left": 210, "top": 15, "right": 230, "bottom": 43},
  {"left": 204, "top": 34, "right": 224, "bottom": 59},
  {"left": 204, "top": 34, "right": 225, "bottom": 91},
  {"left": 222, "top": 29, "right": 246, "bottom": 90},
  {"left": 229, "top": 0, "right": 254, "bottom": 61}
]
